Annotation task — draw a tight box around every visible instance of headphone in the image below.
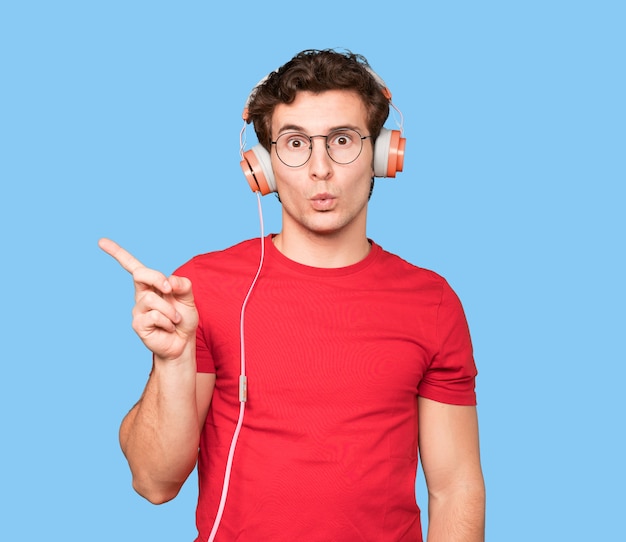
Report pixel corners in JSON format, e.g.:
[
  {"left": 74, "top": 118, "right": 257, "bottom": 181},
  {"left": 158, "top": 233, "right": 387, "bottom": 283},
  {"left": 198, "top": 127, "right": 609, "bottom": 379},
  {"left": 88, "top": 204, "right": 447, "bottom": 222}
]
[{"left": 239, "top": 67, "right": 406, "bottom": 196}]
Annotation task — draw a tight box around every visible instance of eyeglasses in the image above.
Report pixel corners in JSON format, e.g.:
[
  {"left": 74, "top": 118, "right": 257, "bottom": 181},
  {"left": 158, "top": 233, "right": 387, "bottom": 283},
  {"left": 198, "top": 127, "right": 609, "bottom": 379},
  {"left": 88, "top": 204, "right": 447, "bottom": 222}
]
[{"left": 271, "top": 128, "right": 372, "bottom": 168}]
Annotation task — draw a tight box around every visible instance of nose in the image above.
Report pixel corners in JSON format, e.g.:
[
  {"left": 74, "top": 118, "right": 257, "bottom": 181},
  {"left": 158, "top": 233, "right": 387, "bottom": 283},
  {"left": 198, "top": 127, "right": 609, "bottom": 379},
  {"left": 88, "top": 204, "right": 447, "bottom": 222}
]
[{"left": 308, "top": 136, "right": 333, "bottom": 179}]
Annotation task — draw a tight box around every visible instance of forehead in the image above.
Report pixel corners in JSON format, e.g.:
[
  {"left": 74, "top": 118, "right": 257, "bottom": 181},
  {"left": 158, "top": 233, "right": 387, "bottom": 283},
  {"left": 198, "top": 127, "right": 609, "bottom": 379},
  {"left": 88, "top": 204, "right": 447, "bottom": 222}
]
[{"left": 271, "top": 90, "right": 368, "bottom": 135}]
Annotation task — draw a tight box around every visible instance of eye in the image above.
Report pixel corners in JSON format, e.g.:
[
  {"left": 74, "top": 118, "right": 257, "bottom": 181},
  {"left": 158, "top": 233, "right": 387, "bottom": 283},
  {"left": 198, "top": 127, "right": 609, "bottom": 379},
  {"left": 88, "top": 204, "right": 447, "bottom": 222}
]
[
  {"left": 328, "top": 130, "right": 355, "bottom": 147},
  {"left": 284, "top": 133, "right": 310, "bottom": 150}
]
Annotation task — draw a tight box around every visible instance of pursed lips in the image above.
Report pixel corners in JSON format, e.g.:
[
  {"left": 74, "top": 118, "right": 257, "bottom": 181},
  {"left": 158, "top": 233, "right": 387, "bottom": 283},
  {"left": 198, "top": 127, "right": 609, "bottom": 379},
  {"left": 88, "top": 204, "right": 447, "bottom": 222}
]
[{"left": 310, "top": 192, "right": 336, "bottom": 210}]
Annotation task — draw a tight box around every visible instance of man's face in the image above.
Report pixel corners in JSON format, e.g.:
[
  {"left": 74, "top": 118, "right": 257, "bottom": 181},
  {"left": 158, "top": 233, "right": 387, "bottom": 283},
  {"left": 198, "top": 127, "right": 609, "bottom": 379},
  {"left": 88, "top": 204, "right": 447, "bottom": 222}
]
[{"left": 270, "top": 90, "right": 375, "bottom": 238}]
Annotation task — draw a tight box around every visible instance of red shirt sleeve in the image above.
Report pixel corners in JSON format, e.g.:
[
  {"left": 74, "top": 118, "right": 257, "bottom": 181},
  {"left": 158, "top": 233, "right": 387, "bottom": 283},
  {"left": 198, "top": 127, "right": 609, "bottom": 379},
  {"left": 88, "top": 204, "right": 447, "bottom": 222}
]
[{"left": 417, "top": 281, "right": 477, "bottom": 406}]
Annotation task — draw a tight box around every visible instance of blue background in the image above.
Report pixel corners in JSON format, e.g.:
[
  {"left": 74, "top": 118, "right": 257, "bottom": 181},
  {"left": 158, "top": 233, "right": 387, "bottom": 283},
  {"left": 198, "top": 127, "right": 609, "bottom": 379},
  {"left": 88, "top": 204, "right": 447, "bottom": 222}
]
[{"left": 1, "top": 1, "right": 624, "bottom": 540}]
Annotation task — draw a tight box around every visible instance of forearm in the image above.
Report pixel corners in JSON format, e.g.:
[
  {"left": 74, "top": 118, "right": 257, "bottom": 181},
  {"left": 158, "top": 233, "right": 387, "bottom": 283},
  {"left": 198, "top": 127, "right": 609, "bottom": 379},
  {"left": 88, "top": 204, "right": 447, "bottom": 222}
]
[
  {"left": 120, "top": 345, "right": 200, "bottom": 503},
  {"left": 426, "top": 481, "right": 486, "bottom": 542}
]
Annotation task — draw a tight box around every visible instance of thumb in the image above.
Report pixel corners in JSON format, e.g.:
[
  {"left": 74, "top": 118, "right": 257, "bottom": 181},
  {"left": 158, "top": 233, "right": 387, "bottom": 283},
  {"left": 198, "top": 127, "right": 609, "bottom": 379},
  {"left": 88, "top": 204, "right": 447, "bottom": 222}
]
[{"left": 167, "top": 275, "right": 195, "bottom": 304}]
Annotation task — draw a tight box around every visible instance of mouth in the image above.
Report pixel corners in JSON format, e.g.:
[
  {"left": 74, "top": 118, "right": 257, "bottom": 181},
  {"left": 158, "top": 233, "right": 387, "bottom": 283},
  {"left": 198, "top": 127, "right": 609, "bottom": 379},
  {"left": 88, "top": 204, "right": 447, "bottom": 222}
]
[{"left": 310, "top": 193, "right": 336, "bottom": 210}]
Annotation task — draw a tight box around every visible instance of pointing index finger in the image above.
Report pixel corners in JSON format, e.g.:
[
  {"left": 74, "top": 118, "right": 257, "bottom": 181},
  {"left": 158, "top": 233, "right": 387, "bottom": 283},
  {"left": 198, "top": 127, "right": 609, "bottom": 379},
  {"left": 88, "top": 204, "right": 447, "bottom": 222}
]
[{"left": 98, "top": 238, "right": 146, "bottom": 275}]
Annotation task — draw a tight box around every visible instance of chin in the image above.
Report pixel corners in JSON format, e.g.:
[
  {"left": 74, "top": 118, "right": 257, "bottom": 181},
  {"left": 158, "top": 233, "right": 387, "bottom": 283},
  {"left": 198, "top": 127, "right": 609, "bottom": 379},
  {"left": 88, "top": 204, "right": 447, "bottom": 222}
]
[{"left": 306, "top": 218, "right": 353, "bottom": 236}]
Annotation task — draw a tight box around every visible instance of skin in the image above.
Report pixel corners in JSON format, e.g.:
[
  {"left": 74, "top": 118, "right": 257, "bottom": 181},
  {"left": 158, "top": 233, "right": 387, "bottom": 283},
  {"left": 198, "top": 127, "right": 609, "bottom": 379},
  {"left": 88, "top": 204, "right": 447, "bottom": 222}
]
[
  {"left": 419, "top": 398, "right": 485, "bottom": 541},
  {"left": 269, "top": 90, "right": 374, "bottom": 268},
  {"left": 98, "top": 237, "right": 213, "bottom": 503},
  {"left": 99, "top": 88, "right": 485, "bottom": 540}
]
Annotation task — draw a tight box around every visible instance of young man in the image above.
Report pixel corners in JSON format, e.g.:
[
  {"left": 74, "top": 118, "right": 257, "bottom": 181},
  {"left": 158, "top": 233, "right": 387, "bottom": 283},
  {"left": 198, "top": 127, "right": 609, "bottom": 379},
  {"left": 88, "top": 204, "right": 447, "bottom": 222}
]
[{"left": 100, "top": 49, "right": 485, "bottom": 541}]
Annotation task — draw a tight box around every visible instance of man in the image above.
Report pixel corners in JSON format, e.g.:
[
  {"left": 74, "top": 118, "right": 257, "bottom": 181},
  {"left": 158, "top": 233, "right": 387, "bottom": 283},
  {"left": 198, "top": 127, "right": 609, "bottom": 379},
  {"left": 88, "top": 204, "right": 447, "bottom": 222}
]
[{"left": 100, "top": 49, "right": 485, "bottom": 541}]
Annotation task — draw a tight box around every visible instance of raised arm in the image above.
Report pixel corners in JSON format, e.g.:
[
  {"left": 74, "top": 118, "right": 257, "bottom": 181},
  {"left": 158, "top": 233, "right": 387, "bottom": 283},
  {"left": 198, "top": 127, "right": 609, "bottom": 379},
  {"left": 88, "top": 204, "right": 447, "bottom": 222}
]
[
  {"left": 99, "top": 238, "right": 215, "bottom": 504},
  {"left": 418, "top": 397, "right": 486, "bottom": 542}
]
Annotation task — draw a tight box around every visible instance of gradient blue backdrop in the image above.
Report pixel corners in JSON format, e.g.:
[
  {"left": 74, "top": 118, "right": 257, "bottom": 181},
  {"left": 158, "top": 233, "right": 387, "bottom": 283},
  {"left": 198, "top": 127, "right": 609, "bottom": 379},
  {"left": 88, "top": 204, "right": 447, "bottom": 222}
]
[{"left": 1, "top": 1, "right": 624, "bottom": 540}]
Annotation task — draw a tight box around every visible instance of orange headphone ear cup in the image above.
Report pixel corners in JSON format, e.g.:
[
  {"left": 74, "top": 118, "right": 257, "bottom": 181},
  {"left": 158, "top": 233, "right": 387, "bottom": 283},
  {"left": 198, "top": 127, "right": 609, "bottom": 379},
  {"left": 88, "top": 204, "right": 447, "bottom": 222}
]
[
  {"left": 373, "top": 128, "right": 406, "bottom": 178},
  {"left": 239, "top": 144, "right": 276, "bottom": 195}
]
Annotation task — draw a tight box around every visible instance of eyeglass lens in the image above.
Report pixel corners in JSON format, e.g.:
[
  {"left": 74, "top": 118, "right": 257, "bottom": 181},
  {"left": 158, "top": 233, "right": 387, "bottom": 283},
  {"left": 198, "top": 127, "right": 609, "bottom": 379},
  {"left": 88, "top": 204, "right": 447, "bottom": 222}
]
[{"left": 273, "top": 129, "right": 366, "bottom": 167}]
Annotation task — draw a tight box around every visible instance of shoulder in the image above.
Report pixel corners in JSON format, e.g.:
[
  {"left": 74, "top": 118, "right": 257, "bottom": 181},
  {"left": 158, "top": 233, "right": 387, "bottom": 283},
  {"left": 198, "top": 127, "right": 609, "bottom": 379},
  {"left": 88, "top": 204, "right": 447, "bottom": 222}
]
[
  {"left": 175, "top": 237, "right": 262, "bottom": 277},
  {"left": 371, "top": 241, "right": 453, "bottom": 291},
  {"left": 369, "top": 243, "right": 469, "bottom": 319},
  {"left": 172, "top": 238, "right": 266, "bottom": 311}
]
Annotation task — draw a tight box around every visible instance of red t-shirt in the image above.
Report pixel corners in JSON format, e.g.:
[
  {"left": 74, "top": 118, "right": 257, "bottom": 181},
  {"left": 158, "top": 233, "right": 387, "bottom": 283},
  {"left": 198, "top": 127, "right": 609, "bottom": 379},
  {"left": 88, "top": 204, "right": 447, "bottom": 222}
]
[{"left": 176, "top": 236, "right": 477, "bottom": 542}]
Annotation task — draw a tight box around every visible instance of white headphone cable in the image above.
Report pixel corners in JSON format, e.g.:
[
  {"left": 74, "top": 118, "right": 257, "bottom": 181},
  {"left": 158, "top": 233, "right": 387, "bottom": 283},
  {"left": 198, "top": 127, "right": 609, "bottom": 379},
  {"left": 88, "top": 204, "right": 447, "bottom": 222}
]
[
  {"left": 390, "top": 101, "right": 405, "bottom": 134},
  {"left": 239, "top": 120, "right": 248, "bottom": 161},
  {"left": 207, "top": 190, "right": 266, "bottom": 542}
]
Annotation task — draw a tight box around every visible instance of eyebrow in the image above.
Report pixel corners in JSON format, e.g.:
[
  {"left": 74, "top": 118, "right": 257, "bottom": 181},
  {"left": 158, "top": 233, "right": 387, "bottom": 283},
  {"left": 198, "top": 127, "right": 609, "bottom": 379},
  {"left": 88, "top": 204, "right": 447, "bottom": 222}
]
[{"left": 275, "top": 123, "right": 364, "bottom": 136}]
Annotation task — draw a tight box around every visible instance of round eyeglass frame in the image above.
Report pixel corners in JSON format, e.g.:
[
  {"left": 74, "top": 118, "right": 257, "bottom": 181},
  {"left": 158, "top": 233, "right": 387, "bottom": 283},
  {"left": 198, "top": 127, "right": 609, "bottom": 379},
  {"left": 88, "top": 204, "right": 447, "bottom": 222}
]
[{"left": 270, "top": 129, "right": 372, "bottom": 168}]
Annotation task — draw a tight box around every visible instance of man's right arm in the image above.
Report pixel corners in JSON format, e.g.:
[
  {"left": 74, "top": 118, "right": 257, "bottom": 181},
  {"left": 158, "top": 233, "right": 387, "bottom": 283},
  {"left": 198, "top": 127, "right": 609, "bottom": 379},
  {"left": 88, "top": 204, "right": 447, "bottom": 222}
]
[
  {"left": 119, "top": 357, "right": 215, "bottom": 504},
  {"left": 99, "top": 238, "right": 213, "bottom": 503}
]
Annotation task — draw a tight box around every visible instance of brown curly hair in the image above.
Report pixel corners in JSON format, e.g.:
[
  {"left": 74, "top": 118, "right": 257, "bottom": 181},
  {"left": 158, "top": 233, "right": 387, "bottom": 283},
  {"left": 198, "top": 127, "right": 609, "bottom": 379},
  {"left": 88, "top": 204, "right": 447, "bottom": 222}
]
[{"left": 245, "top": 49, "right": 390, "bottom": 151}]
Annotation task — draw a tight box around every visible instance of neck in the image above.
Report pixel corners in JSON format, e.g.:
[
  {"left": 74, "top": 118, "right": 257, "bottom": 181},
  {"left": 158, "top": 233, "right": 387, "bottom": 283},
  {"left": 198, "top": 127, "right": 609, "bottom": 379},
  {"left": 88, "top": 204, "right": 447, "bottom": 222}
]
[{"left": 273, "top": 230, "right": 371, "bottom": 268}]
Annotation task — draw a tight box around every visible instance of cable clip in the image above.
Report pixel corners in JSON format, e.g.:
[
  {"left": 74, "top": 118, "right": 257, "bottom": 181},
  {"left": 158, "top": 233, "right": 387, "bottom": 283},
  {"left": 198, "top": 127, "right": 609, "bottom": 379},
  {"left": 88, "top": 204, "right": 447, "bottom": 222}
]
[{"left": 239, "top": 375, "right": 248, "bottom": 402}]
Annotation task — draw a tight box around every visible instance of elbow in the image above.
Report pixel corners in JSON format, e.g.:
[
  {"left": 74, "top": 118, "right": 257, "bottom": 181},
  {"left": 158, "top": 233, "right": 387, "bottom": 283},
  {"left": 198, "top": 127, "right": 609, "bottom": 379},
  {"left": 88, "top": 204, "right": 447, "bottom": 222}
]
[
  {"left": 443, "top": 477, "right": 486, "bottom": 508},
  {"left": 132, "top": 477, "right": 183, "bottom": 505},
  {"left": 122, "top": 448, "right": 197, "bottom": 505},
  {"left": 428, "top": 476, "right": 486, "bottom": 519}
]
